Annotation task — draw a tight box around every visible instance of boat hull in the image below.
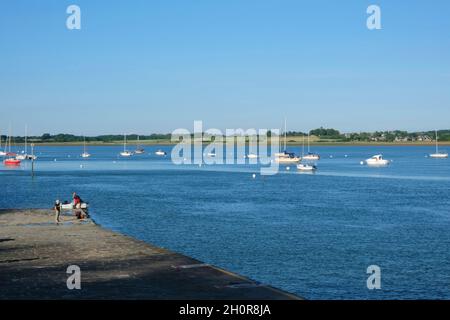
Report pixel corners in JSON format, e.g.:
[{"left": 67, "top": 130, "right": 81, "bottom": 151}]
[
  {"left": 429, "top": 153, "right": 448, "bottom": 158},
  {"left": 4, "top": 159, "right": 21, "bottom": 166}
]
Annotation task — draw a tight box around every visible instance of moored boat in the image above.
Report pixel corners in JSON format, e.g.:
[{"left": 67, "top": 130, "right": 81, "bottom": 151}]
[
  {"left": 365, "top": 154, "right": 390, "bottom": 166},
  {"left": 429, "top": 130, "right": 448, "bottom": 158},
  {"left": 297, "top": 163, "right": 317, "bottom": 171},
  {"left": 155, "top": 150, "right": 167, "bottom": 156},
  {"left": 120, "top": 134, "right": 134, "bottom": 157}
]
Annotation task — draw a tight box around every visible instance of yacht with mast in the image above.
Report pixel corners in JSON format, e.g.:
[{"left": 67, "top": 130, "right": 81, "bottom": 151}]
[
  {"left": 3, "top": 127, "right": 20, "bottom": 166},
  {"left": 134, "top": 135, "right": 145, "bottom": 154},
  {"left": 429, "top": 130, "right": 448, "bottom": 158},
  {"left": 275, "top": 118, "right": 301, "bottom": 163},
  {"left": 120, "top": 134, "right": 133, "bottom": 157},
  {"left": 15, "top": 125, "right": 36, "bottom": 160},
  {"left": 81, "top": 136, "right": 91, "bottom": 158},
  {"left": 297, "top": 134, "right": 317, "bottom": 171},
  {"left": 302, "top": 132, "right": 320, "bottom": 161}
]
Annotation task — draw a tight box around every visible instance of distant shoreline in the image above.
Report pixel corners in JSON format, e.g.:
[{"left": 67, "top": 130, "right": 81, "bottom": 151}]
[{"left": 7, "top": 141, "right": 450, "bottom": 147}]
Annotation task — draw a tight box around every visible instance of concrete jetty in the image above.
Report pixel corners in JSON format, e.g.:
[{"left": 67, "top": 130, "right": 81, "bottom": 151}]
[{"left": 0, "top": 209, "right": 300, "bottom": 300}]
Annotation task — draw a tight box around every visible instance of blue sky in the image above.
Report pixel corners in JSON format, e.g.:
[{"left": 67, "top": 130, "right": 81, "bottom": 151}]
[{"left": 0, "top": 0, "right": 449, "bottom": 135}]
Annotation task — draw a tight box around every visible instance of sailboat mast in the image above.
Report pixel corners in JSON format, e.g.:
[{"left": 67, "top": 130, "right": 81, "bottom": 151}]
[
  {"left": 302, "top": 134, "right": 305, "bottom": 157},
  {"left": 284, "top": 118, "right": 287, "bottom": 151},
  {"left": 435, "top": 130, "right": 439, "bottom": 154},
  {"left": 308, "top": 132, "right": 310, "bottom": 153},
  {"left": 24, "top": 125, "right": 28, "bottom": 154},
  {"left": 124, "top": 134, "right": 126, "bottom": 152}
]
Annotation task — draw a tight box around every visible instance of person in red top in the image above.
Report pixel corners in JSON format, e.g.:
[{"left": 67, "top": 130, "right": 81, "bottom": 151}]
[{"left": 73, "top": 192, "right": 82, "bottom": 208}]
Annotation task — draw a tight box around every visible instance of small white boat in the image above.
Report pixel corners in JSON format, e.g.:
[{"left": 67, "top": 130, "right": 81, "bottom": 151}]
[
  {"left": 120, "top": 151, "right": 133, "bottom": 157},
  {"left": 61, "top": 202, "right": 89, "bottom": 210},
  {"left": 429, "top": 130, "right": 448, "bottom": 158},
  {"left": 365, "top": 154, "right": 390, "bottom": 166},
  {"left": 15, "top": 153, "right": 27, "bottom": 160},
  {"left": 302, "top": 153, "right": 320, "bottom": 161},
  {"left": 15, "top": 153, "right": 37, "bottom": 160},
  {"left": 206, "top": 152, "right": 216, "bottom": 157},
  {"left": 81, "top": 152, "right": 91, "bottom": 158},
  {"left": 246, "top": 153, "right": 258, "bottom": 159},
  {"left": 155, "top": 150, "right": 167, "bottom": 156},
  {"left": 297, "top": 163, "right": 317, "bottom": 171}
]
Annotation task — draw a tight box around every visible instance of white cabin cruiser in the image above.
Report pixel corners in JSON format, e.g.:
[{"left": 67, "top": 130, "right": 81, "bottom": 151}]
[{"left": 365, "top": 154, "right": 390, "bottom": 166}]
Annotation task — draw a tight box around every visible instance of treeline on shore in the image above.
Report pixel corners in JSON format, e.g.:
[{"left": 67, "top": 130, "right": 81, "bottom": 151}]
[{"left": 1, "top": 128, "right": 450, "bottom": 144}]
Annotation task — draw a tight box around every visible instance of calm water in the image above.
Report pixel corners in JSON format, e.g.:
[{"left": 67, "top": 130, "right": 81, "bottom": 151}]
[{"left": 1, "top": 145, "right": 450, "bottom": 299}]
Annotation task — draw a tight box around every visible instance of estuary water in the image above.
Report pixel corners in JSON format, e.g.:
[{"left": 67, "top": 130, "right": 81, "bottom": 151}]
[{"left": 1, "top": 145, "right": 450, "bottom": 299}]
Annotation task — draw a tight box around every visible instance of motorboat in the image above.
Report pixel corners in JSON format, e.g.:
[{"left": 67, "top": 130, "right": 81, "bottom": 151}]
[
  {"left": 61, "top": 202, "right": 89, "bottom": 210},
  {"left": 297, "top": 163, "right": 317, "bottom": 171},
  {"left": 365, "top": 154, "right": 390, "bottom": 166},
  {"left": 155, "top": 150, "right": 167, "bottom": 156}
]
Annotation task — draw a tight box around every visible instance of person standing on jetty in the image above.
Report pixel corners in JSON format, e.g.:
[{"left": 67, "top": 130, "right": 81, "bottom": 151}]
[
  {"left": 72, "top": 192, "right": 82, "bottom": 209},
  {"left": 53, "top": 200, "right": 61, "bottom": 224}
]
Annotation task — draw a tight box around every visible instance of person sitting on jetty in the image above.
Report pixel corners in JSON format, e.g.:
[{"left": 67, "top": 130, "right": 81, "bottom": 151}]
[{"left": 53, "top": 200, "right": 62, "bottom": 224}]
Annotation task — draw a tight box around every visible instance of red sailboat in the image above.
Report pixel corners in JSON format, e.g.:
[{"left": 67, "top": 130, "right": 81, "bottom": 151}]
[{"left": 2, "top": 129, "right": 21, "bottom": 166}]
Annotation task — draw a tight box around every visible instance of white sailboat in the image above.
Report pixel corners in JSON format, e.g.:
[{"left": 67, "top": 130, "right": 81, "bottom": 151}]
[
  {"left": 120, "top": 134, "right": 133, "bottom": 157},
  {"left": 15, "top": 125, "right": 36, "bottom": 160},
  {"left": 275, "top": 118, "right": 301, "bottom": 163},
  {"left": 297, "top": 135, "right": 317, "bottom": 171},
  {"left": 81, "top": 136, "right": 91, "bottom": 158},
  {"left": 302, "top": 133, "right": 320, "bottom": 161},
  {"left": 429, "top": 130, "right": 448, "bottom": 158},
  {"left": 134, "top": 135, "right": 145, "bottom": 154}
]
